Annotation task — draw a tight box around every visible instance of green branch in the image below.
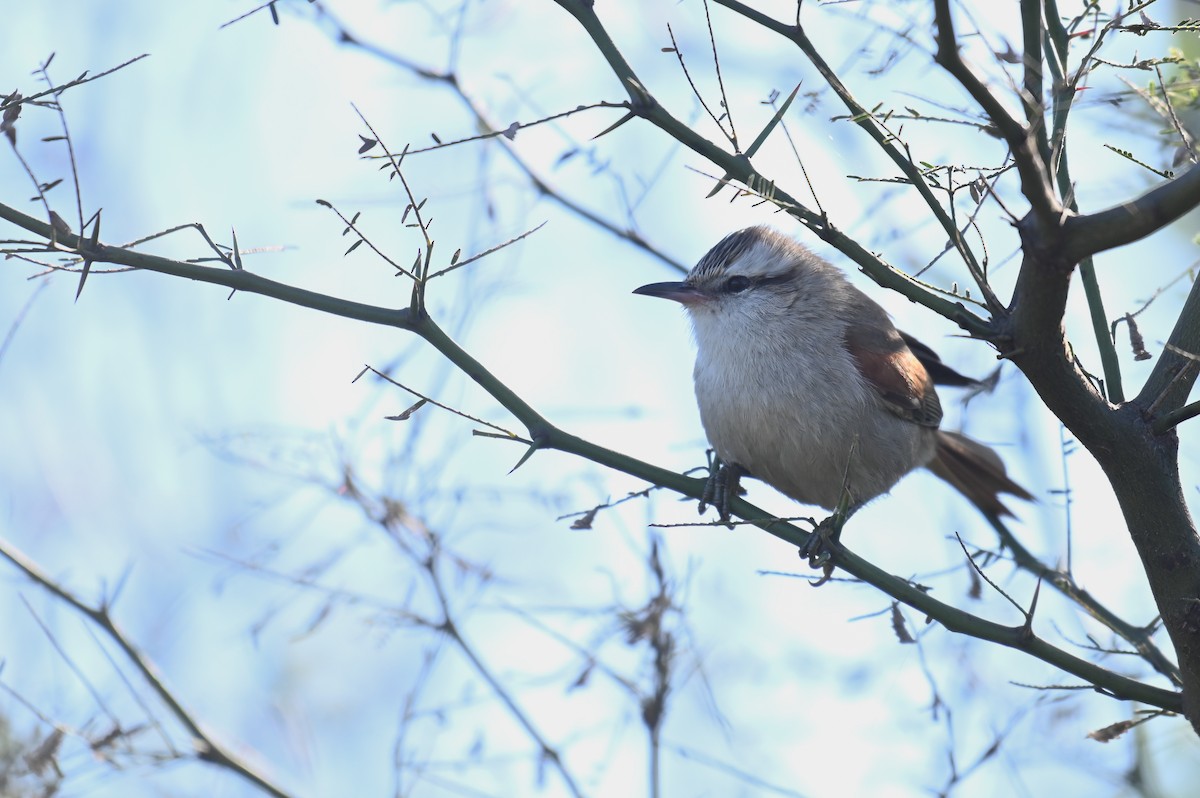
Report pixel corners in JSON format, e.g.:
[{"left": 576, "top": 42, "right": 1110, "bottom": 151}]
[
  {"left": 0, "top": 198, "right": 1180, "bottom": 713},
  {"left": 547, "top": 0, "right": 991, "bottom": 337},
  {"left": 711, "top": 0, "right": 1003, "bottom": 314}
]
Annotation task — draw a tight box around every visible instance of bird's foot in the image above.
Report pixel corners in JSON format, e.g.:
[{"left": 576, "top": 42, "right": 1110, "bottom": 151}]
[
  {"left": 799, "top": 497, "right": 856, "bottom": 586},
  {"left": 699, "top": 453, "right": 745, "bottom": 528},
  {"left": 800, "top": 518, "right": 841, "bottom": 587}
]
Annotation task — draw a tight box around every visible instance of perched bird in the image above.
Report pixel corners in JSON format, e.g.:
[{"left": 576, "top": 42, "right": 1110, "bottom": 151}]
[{"left": 633, "top": 226, "right": 1030, "bottom": 542}]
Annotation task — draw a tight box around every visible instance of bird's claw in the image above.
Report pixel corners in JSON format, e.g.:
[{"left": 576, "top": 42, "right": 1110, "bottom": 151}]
[
  {"left": 799, "top": 521, "right": 839, "bottom": 587},
  {"left": 799, "top": 517, "right": 839, "bottom": 567},
  {"left": 800, "top": 499, "right": 856, "bottom": 586},
  {"left": 699, "top": 454, "right": 745, "bottom": 528}
]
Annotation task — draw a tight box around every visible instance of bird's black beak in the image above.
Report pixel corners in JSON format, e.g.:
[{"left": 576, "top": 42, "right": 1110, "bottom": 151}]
[{"left": 633, "top": 281, "right": 705, "bottom": 305}]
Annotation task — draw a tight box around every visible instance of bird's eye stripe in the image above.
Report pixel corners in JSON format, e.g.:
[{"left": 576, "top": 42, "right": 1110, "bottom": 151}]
[
  {"left": 719, "top": 272, "right": 792, "bottom": 293},
  {"left": 756, "top": 272, "right": 794, "bottom": 288}
]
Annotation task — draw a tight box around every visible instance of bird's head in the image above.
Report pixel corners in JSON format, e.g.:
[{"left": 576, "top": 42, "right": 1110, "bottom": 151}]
[{"left": 633, "top": 226, "right": 839, "bottom": 338}]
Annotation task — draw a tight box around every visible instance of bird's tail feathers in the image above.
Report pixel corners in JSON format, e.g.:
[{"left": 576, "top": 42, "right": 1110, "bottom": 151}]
[{"left": 928, "top": 430, "right": 1033, "bottom": 518}]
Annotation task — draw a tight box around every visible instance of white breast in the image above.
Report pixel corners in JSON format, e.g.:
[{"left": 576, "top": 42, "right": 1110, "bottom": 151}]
[{"left": 690, "top": 311, "right": 934, "bottom": 510}]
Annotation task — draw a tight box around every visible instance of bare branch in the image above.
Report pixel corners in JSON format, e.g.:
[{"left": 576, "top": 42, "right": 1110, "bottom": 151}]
[
  {"left": 1, "top": 191, "right": 1180, "bottom": 709},
  {"left": 932, "top": 0, "right": 1061, "bottom": 231},
  {"left": 310, "top": 2, "right": 689, "bottom": 274},
  {"left": 711, "top": 0, "right": 1001, "bottom": 314},
  {"left": 1063, "top": 165, "right": 1200, "bottom": 263},
  {"left": 1, "top": 53, "right": 149, "bottom": 109},
  {"left": 0, "top": 539, "right": 293, "bottom": 798}
]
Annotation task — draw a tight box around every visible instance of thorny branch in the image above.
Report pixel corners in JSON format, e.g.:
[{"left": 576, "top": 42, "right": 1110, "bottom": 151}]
[
  {"left": 334, "top": 469, "right": 587, "bottom": 798},
  {"left": 6, "top": 6, "right": 1200, "bottom": 791},
  {"left": 0, "top": 197, "right": 1181, "bottom": 714},
  {"left": 307, "top": 0, "right": 692, "bottom": 275},
  {"left": 0, "top": 539, "right": 293, "bottom": 798}
]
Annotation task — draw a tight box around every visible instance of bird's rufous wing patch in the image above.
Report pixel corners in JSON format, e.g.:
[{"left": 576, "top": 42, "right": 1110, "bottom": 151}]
[{"left": 844, "top": 325, "right": 942, "bottom": 428}]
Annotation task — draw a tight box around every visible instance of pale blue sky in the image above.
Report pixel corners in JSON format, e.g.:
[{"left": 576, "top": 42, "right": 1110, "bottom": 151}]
[{"left": 2, "top": 2, "right": 1198, "bottom": 796}]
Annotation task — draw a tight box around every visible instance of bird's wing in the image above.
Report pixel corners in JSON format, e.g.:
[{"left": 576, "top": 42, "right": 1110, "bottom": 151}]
[
  {"left": 844, "top": 321, "right": 943, "bottom": 428},
  {"left": 897, "top": 331, "right": 980, "bottom": 388}
]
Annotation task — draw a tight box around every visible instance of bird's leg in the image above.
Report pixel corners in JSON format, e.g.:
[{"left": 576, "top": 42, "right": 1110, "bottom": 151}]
[
  {"left": 799, "top": 494, "right": 855, "bottom": 563},
  {"left": 799, "top": 497, "right": 861, "bottom": 586},
  {"left": 699, "top": 451, "right": 745, "bottom": 528},
  {"left": 800, "top": 456, "right": 861, "bottom": 583}
]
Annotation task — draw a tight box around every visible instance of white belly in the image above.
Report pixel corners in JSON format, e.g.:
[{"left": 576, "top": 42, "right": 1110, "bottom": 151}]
[{"left": 693, "top": 348, "right": 935, "bottom": 510}]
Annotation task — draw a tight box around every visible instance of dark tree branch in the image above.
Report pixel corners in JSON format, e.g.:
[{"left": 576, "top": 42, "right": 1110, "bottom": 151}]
[
  {"left": 1005, "top": 225, "right": 1200, "bottom": 731},
  {"left": 548, "top": 0, "right": 993, "bottom": 335},
  {"left": 1020, "top": 0, "right": 1051, "bottom": 171},
  {"left": 932, "top": 0, "right": 1061, "bottom": 232},
  {"left": 1140, "top": 268, "right": 1200, "bottom": 414},
  {"left": 0, "top": 199, "right": 1181, "bottom": 712},
  {"left": 1063, "top": 164, "right": 1200, "bottom": 264},
  {"left": 1153, "top": 398, "right": 1200, "bottom": 434},
  {"left": 711, "top": 0, "right": 1002, "bottom": 314},
  {"left": 962, "top": 0, "right": 1200, "bottom": 734}
]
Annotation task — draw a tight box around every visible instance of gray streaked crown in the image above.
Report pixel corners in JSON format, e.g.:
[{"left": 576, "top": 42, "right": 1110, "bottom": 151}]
[
  {"left": 691, "top": 227, "right": 765, "bottom": 279},
  {"left": 689, "top": 225, "right": 811, "bottom": 282}
]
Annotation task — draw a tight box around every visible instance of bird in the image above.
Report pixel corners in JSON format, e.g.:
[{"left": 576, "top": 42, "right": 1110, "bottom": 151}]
[{"left": 633, "top": 225, "right": 1030, "bottom": 555}]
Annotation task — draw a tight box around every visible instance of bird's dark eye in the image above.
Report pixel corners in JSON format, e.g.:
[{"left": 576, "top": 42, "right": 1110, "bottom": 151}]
[{"left": 723, "top": 275, "right": 751, "bottom": 293}]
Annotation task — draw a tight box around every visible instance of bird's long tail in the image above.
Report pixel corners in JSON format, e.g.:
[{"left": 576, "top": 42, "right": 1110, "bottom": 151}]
[{"left": 928, "top": 430, "right": 1033, "bottom": 518}]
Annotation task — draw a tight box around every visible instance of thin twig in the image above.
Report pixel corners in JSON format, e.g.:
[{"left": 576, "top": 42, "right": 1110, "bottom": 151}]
[
  {"left": 315, "top": 200, "right": 416, "bottom": 279},
  {"left": 0, "top": 278, "right": 47, "bottom": 372},
  {"left": 702, "top": 0, "right": 738, "bottom": 148},
  {"left": 377, "top": 101, "right": 629, "bottom": 157},
  {"left": 0, "top": 539, "right": 293, "bottom": 798},
  {"left": 930, "top": 0, "right": 1061, "bottom": 231},
  {"left": 2, "top": 54, "right": 149, "bottom": 109},
  {"left": 355, "top": 363, "right": 525, "bottom": 440},
  {"left": 309, "top": 2, "right": 688, "bottom": 274},
  {"left": 426, "top": 220, "right": 547, "bottom": 281},
  {"left": 666, "top": 24, "right": 733, "bottom": 148},
  {"left": 1155, "top": 63, "right": 1197, "bottom": 163}
]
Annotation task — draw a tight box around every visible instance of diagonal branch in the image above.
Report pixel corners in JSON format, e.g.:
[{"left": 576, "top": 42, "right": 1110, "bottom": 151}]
[
  {"left": 0, "top": 539, "right": 292, "bottom": 798},
  {"left": 985, "top": 513, "right": 1180, "bottom": 685},
  {"left": 1139, "top": 267, "right": 1200, "bottom": 415},
  {"left": 0, "top": 200, "right": 1182, "bottom": 714},
  {"left": 549, "top": 0, "right": 993, "bottom": 336},
  {"left": 0, "top": 201, "right": 421, "bottom": 332},
  {"left": 711, "top": 0, "right": 1002, "bottom": 314}
]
